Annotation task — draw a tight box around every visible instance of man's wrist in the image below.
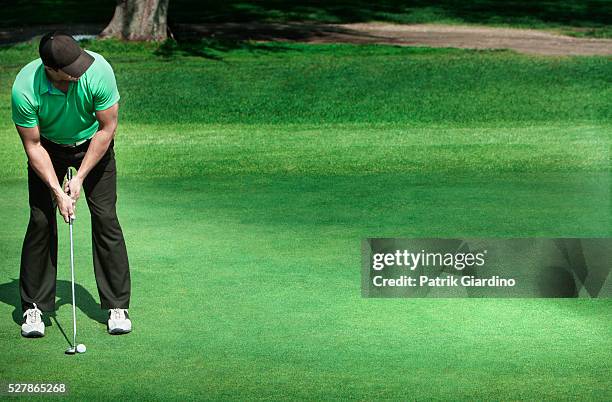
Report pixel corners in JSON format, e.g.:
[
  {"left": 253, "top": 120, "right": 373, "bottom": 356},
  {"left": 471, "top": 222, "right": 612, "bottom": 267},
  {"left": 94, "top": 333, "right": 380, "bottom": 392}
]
[{"left": 50, "top": 185, "right": 64, "bottom": 198}]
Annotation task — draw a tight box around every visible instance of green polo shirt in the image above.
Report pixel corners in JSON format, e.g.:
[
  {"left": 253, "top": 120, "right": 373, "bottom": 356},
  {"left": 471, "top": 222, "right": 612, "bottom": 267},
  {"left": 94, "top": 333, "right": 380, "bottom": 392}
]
[{"left": 11, "top": 50, "right": 120, "bottom": 144}]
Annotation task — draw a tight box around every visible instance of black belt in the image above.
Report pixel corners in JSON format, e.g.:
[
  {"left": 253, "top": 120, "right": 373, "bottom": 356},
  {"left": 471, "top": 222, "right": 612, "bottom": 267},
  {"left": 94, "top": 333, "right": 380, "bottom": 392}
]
[{"left": 41, "top": 136, "right": 91, "bottom": 149}]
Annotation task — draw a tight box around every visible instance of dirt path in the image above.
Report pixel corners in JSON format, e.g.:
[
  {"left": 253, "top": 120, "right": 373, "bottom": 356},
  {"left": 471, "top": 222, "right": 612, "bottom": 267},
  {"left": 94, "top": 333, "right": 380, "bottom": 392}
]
[
  {"left": 3, "top": 22, "right": 612, "bottom": 56},
  {"left": 327, "top": 23, "right": 612, "bottom": 56},
  {"left": 173, "top": 22, "right": 612, "bottom": 56},
  {"left": 179, "top": 22, "right": 612, "bottom": 56}
]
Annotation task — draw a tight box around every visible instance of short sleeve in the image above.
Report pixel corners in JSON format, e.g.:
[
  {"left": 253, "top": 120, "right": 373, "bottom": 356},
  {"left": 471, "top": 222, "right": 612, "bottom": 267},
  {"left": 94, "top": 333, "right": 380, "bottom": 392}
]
[
  {"left": 11, "top": 86, "right": 38, "bottom": 128},
  {"left": 93, "top": 57, "right": 120, "bottom": 111}
]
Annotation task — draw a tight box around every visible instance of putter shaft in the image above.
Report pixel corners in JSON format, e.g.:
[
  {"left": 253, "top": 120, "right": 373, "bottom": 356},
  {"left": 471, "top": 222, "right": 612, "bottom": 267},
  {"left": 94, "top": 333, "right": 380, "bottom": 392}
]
[{"left": 67, "top": 168, "right": 77, "bottom": 350}]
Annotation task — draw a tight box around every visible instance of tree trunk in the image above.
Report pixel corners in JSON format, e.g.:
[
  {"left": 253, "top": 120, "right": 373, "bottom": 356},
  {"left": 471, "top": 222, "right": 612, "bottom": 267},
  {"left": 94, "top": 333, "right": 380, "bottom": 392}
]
[{"left": 100, "top": 0, "right": 169, "bottom": 41}]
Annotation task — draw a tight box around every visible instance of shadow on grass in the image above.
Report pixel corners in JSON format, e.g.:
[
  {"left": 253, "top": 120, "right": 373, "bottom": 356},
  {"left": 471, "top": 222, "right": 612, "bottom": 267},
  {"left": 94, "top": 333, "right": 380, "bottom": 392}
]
[
  {"left": 154, "top": 37, "right": 300, "bottom": 60},
  {"left": 156, "top": 22, "right": 385, "bottom": 60},
  {"left": 0, "top": 278, "right": 107, "bottom": 327}
]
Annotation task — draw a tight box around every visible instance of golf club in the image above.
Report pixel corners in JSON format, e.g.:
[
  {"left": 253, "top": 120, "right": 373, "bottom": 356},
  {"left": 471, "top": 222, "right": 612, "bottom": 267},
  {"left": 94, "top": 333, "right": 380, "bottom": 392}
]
[{"left": 65, "top": 167, "right": 86, "bottom": 355}]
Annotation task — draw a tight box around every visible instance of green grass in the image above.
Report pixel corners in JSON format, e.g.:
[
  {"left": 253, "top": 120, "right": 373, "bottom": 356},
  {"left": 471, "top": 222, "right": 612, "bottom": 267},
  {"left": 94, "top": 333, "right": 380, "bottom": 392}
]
[{"left": 0, "top": 41, "right": 610, "bottom": 400}]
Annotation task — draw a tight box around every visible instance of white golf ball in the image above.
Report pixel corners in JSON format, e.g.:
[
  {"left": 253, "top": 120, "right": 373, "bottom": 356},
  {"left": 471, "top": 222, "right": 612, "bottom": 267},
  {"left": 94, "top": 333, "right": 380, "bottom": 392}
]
[{"left": 76, "top": 344, "right": 86, "bottom": 353}]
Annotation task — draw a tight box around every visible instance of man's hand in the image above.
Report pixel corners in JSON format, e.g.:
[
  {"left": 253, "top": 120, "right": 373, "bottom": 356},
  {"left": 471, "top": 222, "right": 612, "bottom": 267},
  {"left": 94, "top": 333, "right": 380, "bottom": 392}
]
[
  {"left": 64, "top": 175, "right": 83, "bottom": 202},
  {"left": 53, "top": 189, "right": 75, "bottom": 223}
]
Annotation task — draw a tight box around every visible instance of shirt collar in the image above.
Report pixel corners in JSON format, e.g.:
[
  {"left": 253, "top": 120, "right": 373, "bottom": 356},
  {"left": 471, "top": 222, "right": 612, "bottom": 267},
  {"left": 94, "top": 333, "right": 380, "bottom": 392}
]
[
  {"left": 37, "top": 64, "right": 64, "bottom": 95},
  {"left": 38, "top": 66, "right": 51, "bottom": 94}
]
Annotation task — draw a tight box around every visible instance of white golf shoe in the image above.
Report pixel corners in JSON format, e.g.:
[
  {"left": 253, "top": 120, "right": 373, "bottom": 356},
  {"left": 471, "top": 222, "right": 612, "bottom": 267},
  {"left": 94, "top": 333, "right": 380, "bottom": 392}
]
[
  {"left": 21, "top": 303, "right": 45, "bottom": 337},
  {"left": 108, "top": 308, "right": 132, "bottom": 334}
]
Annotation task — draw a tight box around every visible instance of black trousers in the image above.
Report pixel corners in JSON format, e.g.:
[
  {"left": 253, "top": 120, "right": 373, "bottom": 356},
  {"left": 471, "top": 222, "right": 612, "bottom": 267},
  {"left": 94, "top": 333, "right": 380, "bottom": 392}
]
[{"left": 20, "top": 137, "right": 130, "bottom": 312}]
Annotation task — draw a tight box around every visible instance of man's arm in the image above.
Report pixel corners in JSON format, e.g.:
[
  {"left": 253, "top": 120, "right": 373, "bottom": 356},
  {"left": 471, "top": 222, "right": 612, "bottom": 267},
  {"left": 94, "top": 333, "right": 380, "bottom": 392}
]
[
  {"left": 67, "top": 103, "right": 119, "bottom": 200},
  {"left": 16, "top": 125, "right": 75, "bottom": 223}
]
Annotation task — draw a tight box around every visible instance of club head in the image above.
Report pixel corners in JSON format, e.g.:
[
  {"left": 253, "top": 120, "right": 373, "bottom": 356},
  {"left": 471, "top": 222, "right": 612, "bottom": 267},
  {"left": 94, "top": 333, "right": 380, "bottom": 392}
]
[{"left": 65, "top": 344, "right": 86, "bottom": 354}]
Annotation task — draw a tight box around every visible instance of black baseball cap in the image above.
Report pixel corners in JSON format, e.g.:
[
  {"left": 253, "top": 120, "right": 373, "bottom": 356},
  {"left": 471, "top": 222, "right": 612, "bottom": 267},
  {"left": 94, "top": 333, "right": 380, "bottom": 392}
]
[{"left": 39, "top": 31, "right": 94, "bottom": 78}]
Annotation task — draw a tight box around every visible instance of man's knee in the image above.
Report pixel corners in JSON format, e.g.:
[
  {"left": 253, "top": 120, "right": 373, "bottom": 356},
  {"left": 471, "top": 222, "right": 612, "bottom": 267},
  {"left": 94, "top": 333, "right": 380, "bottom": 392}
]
[
  {"left": 28, "top": 207, "right": 55, "bottom": 231},
  {"left": 91, "top": 208, "right": 121, "bottom": 231}
]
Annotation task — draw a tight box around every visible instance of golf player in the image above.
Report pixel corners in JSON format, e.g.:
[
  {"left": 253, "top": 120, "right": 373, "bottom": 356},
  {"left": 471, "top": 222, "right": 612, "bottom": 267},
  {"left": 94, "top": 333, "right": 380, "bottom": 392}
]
[{"left": 12, "top": 32, "right": 132, "bottom": 337}]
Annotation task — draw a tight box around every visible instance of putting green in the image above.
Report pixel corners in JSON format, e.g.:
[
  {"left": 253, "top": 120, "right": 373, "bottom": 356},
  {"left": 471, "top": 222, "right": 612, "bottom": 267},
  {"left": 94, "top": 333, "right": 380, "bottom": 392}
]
[{"left": 0, "top": 42, "right": 610, "bottom": 400}]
